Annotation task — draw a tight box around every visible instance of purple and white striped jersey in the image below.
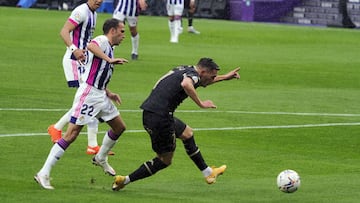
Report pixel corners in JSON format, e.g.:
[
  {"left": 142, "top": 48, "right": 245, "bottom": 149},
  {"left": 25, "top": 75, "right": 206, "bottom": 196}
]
[
  {"left": 85, "top": 35, "right": 114, "bottom": 90},
  {"left": 68, "top": 3, "right": 97, "bottom": 51},
  {"left": 114, "top": 0, "right": 139, "bottom": 17}
]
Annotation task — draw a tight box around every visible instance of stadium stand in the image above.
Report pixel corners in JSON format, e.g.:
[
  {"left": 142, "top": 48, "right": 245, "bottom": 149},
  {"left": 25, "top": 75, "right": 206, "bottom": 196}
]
[
  {"left": 16, "top": 0, "right": 85, "bottom": 9},
  {"left": 7, "top": 0, "right": 359, "bottom": 28},
  {"left": 211, "top": 0, "right": 229, "bottom": 19},
  {"left": 195, "top": 0, "right": 214, "bottom": 18},
  {"left": 141, "top": 0, "right": 167, "bottom": 16},
  {"left": 228, "top": 0, "right": 301, "bottom": 22},
  {"left": 281, "top": 0, "right": 360, "bottom": 27},
  {"left": 0, "top": 0, "right": 17, "bottom": 6}
]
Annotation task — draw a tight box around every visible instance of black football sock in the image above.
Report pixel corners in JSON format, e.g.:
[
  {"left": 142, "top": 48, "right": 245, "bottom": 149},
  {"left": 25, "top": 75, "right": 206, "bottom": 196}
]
[
  {"left": 188, "top": 12, "right": 194, "bottom": 27},
  {"left": 183, "top": 136, "right": 207, "bottom": 171},
  {"left": 129, "top": 157, "right": 168, "bottom": 182}
]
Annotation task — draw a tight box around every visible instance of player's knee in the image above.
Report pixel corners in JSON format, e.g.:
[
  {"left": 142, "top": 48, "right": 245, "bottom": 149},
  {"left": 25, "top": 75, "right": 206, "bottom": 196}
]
[
  {"left": 181, "top": 126, "right": 193, "bottom": 140},
  {"left": 158, "top": 153, "right": 173, "bottom": 166},
  {"left": 162, "top": 159, "right": 172, "bottom": 166},
  {"left": 145, "top": 157, "right": 169, "bottom": 175}
]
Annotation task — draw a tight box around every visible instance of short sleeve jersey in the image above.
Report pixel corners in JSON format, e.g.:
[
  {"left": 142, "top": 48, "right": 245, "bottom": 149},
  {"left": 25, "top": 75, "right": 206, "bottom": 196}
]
[
  {"left": 68, "top": 3, "right": 96, "bottom": 51},
  {"left": 84, "top": 35, "right": 114, "bottom": 90},
  {"left": 140, "top": 65, "right": 200, "bottom": 115}
]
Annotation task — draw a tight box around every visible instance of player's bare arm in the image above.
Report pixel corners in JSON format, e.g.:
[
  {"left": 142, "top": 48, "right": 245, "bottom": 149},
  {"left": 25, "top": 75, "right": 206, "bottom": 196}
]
[
  {"left": 211, "top": 67, "right": 240, "bottom": 84},
  {"left": 181, "top": 77, "right": 217, "bottom": 108},
  {"left": 87, "top": 42, "right": 128, "bottom": 65},
  {"left": 60, "top": 21, "right": 86, "bottom": 61},
  {"left": 110, "top": 58, "right": 128, "bottom": 64}
]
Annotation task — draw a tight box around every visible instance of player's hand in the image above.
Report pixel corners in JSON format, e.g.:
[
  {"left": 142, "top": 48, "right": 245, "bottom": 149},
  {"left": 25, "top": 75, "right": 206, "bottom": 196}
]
[
  {"left": 200, "top": 100, "right": 217, "bottom": 109},
  {"left": 110, "top": 58, "right": 128, "bottom": 65},
  {"left": 73, "top": 49, "right": 86, "bottom": 62},
  {"left": 108, "top": 92, "right": 122, "bottom": 105},
  {"left": 139, "top": 0, "right": 147, "bottom": 11},
  {"left": 225, "top": 67, "right": 240, "bottom": 80}
]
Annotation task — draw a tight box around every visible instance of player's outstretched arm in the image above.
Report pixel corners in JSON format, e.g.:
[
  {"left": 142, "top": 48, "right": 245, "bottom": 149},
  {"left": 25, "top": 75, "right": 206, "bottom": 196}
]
[
  {"left": 212, "top": 67, "right": 240, "bottom": 84},
  {"left": 110, "top": 58, "right": 128, "bottom": 65}
]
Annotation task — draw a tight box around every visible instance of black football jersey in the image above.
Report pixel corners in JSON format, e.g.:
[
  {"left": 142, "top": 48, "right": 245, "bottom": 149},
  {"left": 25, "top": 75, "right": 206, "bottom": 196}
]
[{"left": 140, "top": 65, "right": 200, "bottom": 115}]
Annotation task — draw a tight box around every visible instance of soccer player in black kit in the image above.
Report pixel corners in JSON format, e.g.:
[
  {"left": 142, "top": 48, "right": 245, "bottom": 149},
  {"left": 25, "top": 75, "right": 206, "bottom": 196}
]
[{"left": 112, "top": 58, "right": 240, "bottom": 190}]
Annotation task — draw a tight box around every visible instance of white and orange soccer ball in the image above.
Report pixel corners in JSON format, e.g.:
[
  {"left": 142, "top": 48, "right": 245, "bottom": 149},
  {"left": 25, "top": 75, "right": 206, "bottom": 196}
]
[{"left": 276, "top": 169, "right": 301, "bottom": 193}]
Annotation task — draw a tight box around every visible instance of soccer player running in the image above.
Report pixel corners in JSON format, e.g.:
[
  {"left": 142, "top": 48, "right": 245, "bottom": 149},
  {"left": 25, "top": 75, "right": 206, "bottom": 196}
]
[
  {"left": 35, "top": 18, "right": 128, "bottom": 190},
  {"left": 113, "top": 0, "right": 147, "bottom": 60},
  {"left": 112, "top": 58, "right": 240, "bottom": 190},
  {"left": 167, "top": 0, "right": 184, "bottom": 43},
  {"left": 48, "top": 0, "right": 114, "bottom": 156}
]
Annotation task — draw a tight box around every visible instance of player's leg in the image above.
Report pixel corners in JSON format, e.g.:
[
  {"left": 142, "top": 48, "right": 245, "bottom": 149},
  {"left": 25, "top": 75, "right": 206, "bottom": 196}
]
[
  {"left": 175, "top": 118, "right": 226, "bottom": 184},
  {"left": 48, "top": 109, "right": 72, "bottom": 143},
  {"left": 112, "top": 152, "right": 171, "bottom": 191},
  {"left": 167, "top": 3, "right": 177, "bottom": 43},
  {"left": 48, "top": 54, "right": 81, "bottom": 143},
  {"left": 35, "top": 123, "right": 84, "bottom": 189},
  {"left": 86, "top": 118, "right": 115, "bottom": 155},
  {"left": 168, "top": 15, "right": 177, "bottom": 43},
  {"left": 112, "top": 110, "right": 174, "bottom": 191},
  {"left": 36, "top": 84, "right": 97, "bottom": 189},
  {"left": 92, "top": 98, "right": 125, "bottom": 176},
  {"left": 58, "top": 0, "right": 64, "bottom": 10},
  {"left": 187, "top": 0, "right": 200, "bottom": 34},
  {"left": 86, "top": 118, "right": 100, "bottom": 154},
  {"left": 128, "top": 16, "right": 140, "bottom": 60},
  {"left": 172, "top": 3, "right": 184, "bottom": 42}
]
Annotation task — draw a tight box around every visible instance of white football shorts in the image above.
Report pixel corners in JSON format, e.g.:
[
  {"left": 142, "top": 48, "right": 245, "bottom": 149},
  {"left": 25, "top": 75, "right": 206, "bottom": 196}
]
[
  {"left": 70, "top": 83, "right": 120, "bottom": 126},
  {"left": 62, "top": 50, "right": 84, "bottom": 87},
  {"left": 113, "top": 12, "right": 138, "bottom": 27},
  {"left": 167, "top": 3, "right": 184, "bottom": 16}
]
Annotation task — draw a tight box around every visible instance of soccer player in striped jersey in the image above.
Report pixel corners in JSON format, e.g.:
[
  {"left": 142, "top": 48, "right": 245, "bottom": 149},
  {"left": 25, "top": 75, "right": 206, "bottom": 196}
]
[
  {"left": 35, "top": 18, "right": 128, "bottom": 190},
  {"left": 47, "top": 0, "right": 111, "bottom": 156},
  {"left": 167, "top": 0, "right": 184, "bottom": 43},
  {"left": 113, "top": 0, "right": 147, "bottom": 60},
  {"left": 112, "top": 58, "right": 240, "bottom": 191}
]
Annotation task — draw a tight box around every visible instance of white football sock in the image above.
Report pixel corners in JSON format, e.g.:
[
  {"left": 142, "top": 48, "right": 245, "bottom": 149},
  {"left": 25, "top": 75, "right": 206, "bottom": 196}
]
[
  {"left": 97, "top": 132, "right": 117, "bottom": 161},
  {"left": 168, "top": 20, "right": 175, "bottom": 40},
  {"left": 87, "top": 119, "right": 98, "bottom": 147},
  {"left": 54, "top": 109, "right": 71, "bottom": 130},
  {"left": 131, "top": 34, "right": 139, "bottom": 55},
  {"left": 174, "top": 19, "right": 181, "bottom": 39},
  {"left": 38, "top": 144, "right": 65, "bottom": 176},
  {"left": 202, "top": 166, "right": 212, "bottom": 177},
  {"left": 124, "top": 176, "right": 130, "bottom": 184}
]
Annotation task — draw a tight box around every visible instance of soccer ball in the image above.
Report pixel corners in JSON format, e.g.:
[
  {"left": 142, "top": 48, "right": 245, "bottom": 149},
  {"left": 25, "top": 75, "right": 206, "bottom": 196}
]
[{"left": 276, "top": 169, "right": 300, "bottom": 193}]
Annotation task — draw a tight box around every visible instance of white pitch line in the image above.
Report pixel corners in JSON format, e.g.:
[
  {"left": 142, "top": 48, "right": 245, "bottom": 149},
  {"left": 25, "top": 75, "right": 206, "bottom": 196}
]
[
  {"left": 1, "top": 122, "right": 359, "bottom": 138},
  {"left": 1, "top": 108, "right": 360, "bottom": 117},
  {"left": 193, "top": 122, "right": 360, "bottom": 131}
]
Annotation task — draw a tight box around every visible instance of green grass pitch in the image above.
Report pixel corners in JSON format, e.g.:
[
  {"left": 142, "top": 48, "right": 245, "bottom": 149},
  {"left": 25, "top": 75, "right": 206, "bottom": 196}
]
[{"left": 0, "top": 6, "right": 360, "bottom": 203}]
